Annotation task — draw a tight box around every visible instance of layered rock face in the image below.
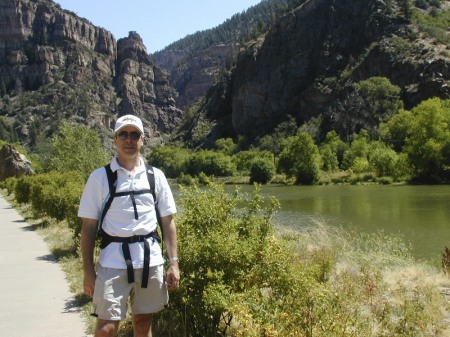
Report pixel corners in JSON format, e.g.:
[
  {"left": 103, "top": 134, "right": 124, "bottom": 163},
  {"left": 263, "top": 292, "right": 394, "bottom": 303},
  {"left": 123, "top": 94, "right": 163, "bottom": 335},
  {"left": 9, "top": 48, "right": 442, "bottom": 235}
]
[
  {"left": 229, "top": 0, "right": 391, "bottom": 137},
  {"left": 0, "top": 0, "right": 181, "bottom": 144},
  {"left": 116, "top": 32, "right": 182, "bottom": 137},
  {"left": 196, "top": 0, "right": 449, "bottom": 142},
  {"left": 153, "top": 43, "right": 240, "bottom": 110}
]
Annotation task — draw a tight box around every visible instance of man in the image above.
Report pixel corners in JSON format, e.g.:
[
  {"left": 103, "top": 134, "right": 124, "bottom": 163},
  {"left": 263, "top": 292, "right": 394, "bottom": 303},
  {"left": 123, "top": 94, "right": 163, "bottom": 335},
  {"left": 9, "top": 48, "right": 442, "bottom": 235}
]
[{"left": 78, "top": 114, "right": 180, "bottom": 337}]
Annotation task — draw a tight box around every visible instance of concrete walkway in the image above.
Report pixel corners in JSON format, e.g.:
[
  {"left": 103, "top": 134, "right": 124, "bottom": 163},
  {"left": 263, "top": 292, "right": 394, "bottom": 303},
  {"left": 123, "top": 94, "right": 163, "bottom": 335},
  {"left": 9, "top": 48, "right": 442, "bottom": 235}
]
[{"left": 0, "top": 196, "right": 92, "bottom": 337}]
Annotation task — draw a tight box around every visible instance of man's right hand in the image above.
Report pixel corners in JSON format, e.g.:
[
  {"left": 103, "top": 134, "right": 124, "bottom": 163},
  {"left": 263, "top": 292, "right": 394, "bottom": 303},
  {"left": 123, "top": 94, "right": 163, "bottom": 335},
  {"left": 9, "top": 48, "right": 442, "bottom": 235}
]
[{"left": 83, "top": 268, "right": 96, "bottom": 298}]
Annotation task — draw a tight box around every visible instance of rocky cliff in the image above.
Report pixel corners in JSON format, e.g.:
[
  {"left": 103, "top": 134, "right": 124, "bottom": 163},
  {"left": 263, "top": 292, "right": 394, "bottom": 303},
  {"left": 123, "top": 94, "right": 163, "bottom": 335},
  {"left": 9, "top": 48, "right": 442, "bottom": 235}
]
[
  {"left": 153, "top": 43, "right": 240, "bottom": 111},
  {"left": 177, "top": 0, "right": 450, "bottom": 146},
  {"left": 0, "top": 0, "right": 182, "bottom": 147}
]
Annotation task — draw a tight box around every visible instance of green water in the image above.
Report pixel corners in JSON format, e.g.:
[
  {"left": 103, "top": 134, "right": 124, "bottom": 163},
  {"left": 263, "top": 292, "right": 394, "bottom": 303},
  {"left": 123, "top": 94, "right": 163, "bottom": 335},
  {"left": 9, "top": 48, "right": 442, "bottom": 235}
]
[{"left": 230, "top": 184, "right": 450, "bottom": 262}]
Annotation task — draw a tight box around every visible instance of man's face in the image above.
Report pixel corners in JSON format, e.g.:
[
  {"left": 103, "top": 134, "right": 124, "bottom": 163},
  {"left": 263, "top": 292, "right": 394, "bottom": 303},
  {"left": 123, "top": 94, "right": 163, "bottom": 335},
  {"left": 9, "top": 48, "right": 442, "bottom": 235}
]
[{"left": 114, "top": 126, "right": 143, "bottom": 159}]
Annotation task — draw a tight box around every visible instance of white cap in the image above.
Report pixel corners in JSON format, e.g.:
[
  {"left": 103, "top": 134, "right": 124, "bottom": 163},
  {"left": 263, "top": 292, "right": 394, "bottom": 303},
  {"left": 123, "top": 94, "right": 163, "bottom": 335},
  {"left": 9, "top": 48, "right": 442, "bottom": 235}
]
[{"left": 114, "top": 115, "right": 144, "bottom": 135}]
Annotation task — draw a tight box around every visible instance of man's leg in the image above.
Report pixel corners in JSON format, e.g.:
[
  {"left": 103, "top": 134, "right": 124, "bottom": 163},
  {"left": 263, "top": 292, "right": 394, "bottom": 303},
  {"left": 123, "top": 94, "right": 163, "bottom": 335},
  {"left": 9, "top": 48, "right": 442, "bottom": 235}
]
[
  {"left": 95, "top": 319, "right": 120, "bottom": 337},
  {"left": 132, "top": 313, "right": 153, "bottom": 337}
]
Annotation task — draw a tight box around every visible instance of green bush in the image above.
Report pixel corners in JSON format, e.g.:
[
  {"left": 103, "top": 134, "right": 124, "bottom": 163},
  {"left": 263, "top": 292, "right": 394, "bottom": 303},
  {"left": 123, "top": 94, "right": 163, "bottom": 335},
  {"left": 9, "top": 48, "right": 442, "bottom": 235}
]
[
  {"left": 278, "top": 133, "right": 321, "bottom": 185},
  {"left": 249, "top": 158, "right": 275, "bottom": 184},
  {"left": 15, "top": 176, "right": 32, "bottom": 204},
  {"left": 156, "top": 184, "right": 282, "bottom": 336},
  {"left": 48, "top": 122, "right": 110, "bottom": 179},
  {"left": 186, "top": 150, "right": 236, "bottom": 177},
  {"left": 14, "top": 171, "right": 85, "bottom": 237},
  {"left": 147, "top": 146, "right": 191, "bottom": 178},
  {"left": 177, "top": 173, "right": 196, "bottom": 185},
  {"left": 0, "top": 177, "right": 17, "bottom": 196},
  {"left": 233, "top": 150, "right": 274, "bottom": 175}
]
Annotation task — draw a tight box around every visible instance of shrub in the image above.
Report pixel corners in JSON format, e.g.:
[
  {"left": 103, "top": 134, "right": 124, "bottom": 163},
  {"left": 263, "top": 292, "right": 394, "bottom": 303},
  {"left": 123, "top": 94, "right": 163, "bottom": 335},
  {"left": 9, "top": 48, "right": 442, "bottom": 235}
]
[
  {"left": 14, "top": 171, "right": 85, "bottom": 237},
  {"left": 278, "top": 133, "right": 321, "bottom": 185},
  {"left": 233, "top": 150, "right": 274, "bottom": 175},
  {"left": 177, "top": 173, "right": 195, "bottom": 185},
  {"left": 156, "top": 184, "right": 281, "bottom": 336},
  {"left": 147, "top": 146, "right": 191, "bottom": 178},
  {"left": 186, "top": 150, "right": 236, "bottom": 177},
  {"left": 15, "top": 176, "right": 32, "bottom": 204},
  {"left": 1, "top": 177, "right": 17, "bottom": 196},
  {"left": 249, "top": 158, "right": 275, "bottom": 184},
  {"left": 48, "top": 121, "right": 110, "bottom": 179}
]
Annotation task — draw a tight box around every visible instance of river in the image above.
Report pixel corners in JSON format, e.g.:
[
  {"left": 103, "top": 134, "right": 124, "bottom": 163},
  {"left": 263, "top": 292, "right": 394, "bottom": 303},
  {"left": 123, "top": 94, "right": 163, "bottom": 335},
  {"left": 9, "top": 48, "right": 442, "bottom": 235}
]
[{"left": 223, "top": 184, "right": 450, "bottom": 262}]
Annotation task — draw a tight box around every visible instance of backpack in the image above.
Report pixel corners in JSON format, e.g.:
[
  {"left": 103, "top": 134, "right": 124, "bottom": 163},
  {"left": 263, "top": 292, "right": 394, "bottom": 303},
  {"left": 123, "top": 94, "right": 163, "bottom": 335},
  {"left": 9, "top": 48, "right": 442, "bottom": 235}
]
[{"left": 98, "top": 162, "right": 162, "bottom": 288}]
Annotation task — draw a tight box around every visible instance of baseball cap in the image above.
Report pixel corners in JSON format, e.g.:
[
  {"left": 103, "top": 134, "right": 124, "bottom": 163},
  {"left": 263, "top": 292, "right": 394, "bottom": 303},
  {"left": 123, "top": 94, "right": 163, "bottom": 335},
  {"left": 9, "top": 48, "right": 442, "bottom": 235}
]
[{"left": 114, "top": 115, "right": 144, "bottom": 135}]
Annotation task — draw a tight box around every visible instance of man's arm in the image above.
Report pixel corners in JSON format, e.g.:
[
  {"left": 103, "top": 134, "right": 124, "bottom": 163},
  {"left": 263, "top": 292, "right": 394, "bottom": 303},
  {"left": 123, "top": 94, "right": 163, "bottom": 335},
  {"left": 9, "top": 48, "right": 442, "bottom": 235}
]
[
  {"left": 80, "top": 218, "right": 98, "bottom": 298},
  {"left": 161, "top": 214, "right": 180, "bottom": 290}
]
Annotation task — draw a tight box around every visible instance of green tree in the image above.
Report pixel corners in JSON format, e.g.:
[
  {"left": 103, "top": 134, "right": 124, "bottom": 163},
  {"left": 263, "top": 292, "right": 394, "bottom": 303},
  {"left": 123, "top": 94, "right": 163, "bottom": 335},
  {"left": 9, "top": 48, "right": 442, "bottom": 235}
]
[
  {"left": 48, "top": 122, "right": 110, "bottom": 179},
  {"left": 257, "top": 115, "right": 298, "bottom": 156},
  {"left": 380, "top": 109, "right": 413, "bottom": 152},
  {"left": 147, "top": 145, "right": 191, "bottom": 178},
  {"left": 342, "top": 130, "right": 371, "bottom": 171},
  {"left": 215, "top": 138, "right": 238, "bottom": 156},
  {"left": 233, "top": 150, "right": 274, "bottom": 175},
  {"left": 278, "top": 133, "right": 321, "bottom": 184},
  {"left": 403, "top": 98, "right": 450, "bottom": 181},
  {"left": 368, "top": 141, "right": 406, "bottom": 178},
  {"left": 319, "top": 131, "right": 347, "bottom": 171},
  {"left": 186, "top": 150, "right": 236, "bottom": 177},
  {"left": 249, "top": 157, "right": 275, "bottom": 184},
  {"left": 331, "top": 77, "right": 402, "bottom": 140}
]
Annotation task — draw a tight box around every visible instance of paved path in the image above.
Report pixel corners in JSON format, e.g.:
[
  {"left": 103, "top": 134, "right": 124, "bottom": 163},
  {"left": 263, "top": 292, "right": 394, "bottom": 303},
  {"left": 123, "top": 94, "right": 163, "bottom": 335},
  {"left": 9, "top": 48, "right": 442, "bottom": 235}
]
[{"left": 0, "top": 196, "right": 92, "bottom": 337}]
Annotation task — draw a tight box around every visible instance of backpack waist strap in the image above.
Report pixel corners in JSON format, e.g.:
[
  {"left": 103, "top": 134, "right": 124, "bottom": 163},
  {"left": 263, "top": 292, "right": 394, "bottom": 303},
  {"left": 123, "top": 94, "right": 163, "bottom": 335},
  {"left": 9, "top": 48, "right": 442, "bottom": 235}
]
[{"left": 99, "top": 229, "right": 160, "bottom": 288}]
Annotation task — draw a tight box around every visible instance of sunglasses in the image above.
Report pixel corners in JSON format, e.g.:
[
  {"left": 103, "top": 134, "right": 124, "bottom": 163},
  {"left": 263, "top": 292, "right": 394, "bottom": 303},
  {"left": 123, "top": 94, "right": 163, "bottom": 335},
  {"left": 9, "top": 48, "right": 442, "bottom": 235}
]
[{"left": 117, "top": 131, "right": 141, "bottom": 140}]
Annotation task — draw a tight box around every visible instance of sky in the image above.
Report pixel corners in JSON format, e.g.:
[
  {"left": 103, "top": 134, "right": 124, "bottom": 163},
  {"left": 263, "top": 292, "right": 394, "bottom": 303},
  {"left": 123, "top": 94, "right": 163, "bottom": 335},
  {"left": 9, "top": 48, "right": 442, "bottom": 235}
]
[{"left": 54, "top": 1, "right": 262, "bottom": 53}]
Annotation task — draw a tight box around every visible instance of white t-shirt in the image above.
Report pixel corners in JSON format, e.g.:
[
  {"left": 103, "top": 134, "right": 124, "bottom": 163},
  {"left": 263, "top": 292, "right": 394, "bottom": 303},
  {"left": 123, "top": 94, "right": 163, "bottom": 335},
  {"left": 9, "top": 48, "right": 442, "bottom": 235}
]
[{"left": 78, "top": 157, "right": 177, "bottom": 269}]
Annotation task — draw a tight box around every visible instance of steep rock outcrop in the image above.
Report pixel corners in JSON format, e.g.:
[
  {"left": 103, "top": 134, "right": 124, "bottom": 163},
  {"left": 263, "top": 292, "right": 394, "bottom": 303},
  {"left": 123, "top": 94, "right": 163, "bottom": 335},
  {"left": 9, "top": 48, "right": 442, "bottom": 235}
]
[
  {"left": 230, "top": 0, "right": 391, "bottom": 137},
  {"left": 0, "top": 0, "right": 182, "bottom": 146},
  {"left": 116, "top": 32, "right": 183, "bottom": 137},
  {"left": 153, "top": 43, "right": 240, "bottom": 110},
  {"left": 192, "top": 0, "right": 449, "bottom": 144},
  {"left": 0, "top": 144, "right": 33, "bottom": 180}
]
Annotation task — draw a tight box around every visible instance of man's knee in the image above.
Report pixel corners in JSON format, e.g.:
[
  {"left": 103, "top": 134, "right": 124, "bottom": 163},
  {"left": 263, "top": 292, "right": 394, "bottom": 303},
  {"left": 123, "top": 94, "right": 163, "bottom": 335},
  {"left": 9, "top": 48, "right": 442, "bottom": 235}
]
[
  {"left": 133, "top": 313, "right": 153, "bottom": 336},
  {"left": 95, "top": 319, "right": 120, "bottom": 337}
]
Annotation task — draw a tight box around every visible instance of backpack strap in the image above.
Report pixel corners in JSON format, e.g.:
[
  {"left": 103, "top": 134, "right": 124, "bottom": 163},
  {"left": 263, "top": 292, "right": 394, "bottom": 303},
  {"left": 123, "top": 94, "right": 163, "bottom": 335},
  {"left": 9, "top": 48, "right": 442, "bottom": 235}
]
[
  {"left": 145, "top": 164, "right": 162, "bottom": 229},
  {"left": 99, "top": 164, "right": 117, "bottom": 230}
]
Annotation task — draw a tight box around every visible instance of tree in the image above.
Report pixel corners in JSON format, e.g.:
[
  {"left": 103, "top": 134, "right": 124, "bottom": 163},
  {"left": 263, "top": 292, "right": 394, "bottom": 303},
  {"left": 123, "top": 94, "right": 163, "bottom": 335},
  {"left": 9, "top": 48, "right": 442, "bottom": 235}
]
[
  {"left": 257, "top": 115, "right": 298, "bottom": 156},
  {"left": 48, "top": 122, "right": 110, "bottom": 179},
  {"left": 215, "top": 138, "right": 238, "bottom": 156},
  {"left": 380, "top": 109, "right": 413, "bottom": 152},
  {"left": 147, "top": 145, "right": 191, "bottom": 178},
  {"left": 368, "top": 141, "right": 407, "bottom": 178},
  {"left": 234, "top": 150, "right": 274, "bottom": 175},
  {"left": 249, "top": 157, "right": 275, "bottom": 184},
  {"left": 278, "top": 133, "right": 321, "bottom": 184},
  {"left": 186, "top": 150, "right": 236, "bottom": 177},
  {"left": 330, "top": 77, "right": 402, "bottom": 140},
  {"left": 403, "top": 98, "right": 450, "bottom": 181},
  {"left": 320, "top": 131, "right": 347, "bottom": 171},
  {"left": 342, "top": 130, "right": 371, "bottom": 171}
]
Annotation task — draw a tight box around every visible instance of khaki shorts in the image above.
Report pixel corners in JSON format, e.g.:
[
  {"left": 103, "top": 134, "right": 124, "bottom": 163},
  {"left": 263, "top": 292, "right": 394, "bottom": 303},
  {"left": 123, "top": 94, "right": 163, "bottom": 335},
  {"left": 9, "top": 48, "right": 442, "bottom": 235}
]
[{"left": 93, "top": 264, "right": 168, "bottom": 320}]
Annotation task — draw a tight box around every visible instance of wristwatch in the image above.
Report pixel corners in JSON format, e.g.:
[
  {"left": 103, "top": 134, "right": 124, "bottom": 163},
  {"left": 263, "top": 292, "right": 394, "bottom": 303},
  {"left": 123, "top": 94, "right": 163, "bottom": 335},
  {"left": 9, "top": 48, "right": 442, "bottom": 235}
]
[{"left": 169, "top": 256, "right": 179, "bottom": 262}]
